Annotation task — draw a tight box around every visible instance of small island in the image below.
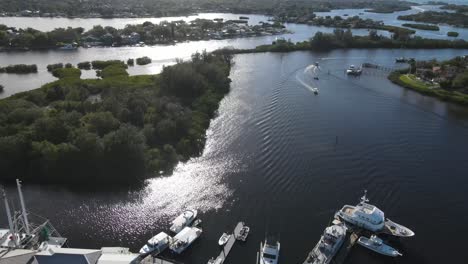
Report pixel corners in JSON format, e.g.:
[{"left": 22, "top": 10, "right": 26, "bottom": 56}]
[
  {"left": 0, "top": 52, "right": 233, "bottom": 186},
  {"left": 388, "top": 56, "right": 468, "bottom": 105},
  {"left": 402, "top": 23, "right": 440, "bottom": 31},
  {"left": 447, "top": 31, "right": 459, "bottom": 37},
  {"left": 398, "top": 11, "right": 468, "bottom": 28}
]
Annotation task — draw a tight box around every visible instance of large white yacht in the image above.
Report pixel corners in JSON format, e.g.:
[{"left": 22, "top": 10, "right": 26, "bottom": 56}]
[
  {"left": 335, "top": 191, "right": 385, "bottom": 232},
  {"left": 335, "top": 191, "right": 414, "bottom": 237},
  {"left": 258, "top": 239, "right": 280, "bottom": 264},
  {"left": 170, "top": 209, "right": 197, "bottom": 234},
  {"left": 303, "top": 224, "right": 347, "bottom": 264}
]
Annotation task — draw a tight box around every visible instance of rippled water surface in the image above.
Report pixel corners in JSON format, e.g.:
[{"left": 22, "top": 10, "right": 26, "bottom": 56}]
[{"left": 2, "top": 49, "right": 468, "bottom": 263}]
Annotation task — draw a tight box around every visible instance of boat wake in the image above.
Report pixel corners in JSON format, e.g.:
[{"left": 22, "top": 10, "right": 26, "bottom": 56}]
[{"left": 295, "top": 64, "right": 319, "bottom": 94}]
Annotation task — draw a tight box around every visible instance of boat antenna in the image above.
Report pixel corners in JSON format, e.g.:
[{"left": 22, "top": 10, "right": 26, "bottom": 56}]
[
  {"left": 16, "top": 179, "right": 30, "bottom": 235},
  {"left": 360, "top": 190, "right": 369, "bottom": 204},
  {"left": 2, "top": 187, "right": 18, "bottom": 247}
]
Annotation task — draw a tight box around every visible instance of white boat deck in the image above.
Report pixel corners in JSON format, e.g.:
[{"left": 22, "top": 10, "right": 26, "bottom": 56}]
[{"left": 170, "top": 226, "right": 202, "bottom": 254}]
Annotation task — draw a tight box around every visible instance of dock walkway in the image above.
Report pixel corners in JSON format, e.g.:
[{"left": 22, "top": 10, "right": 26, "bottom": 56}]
[{"left": 207, "top": 222, "right": 245, "bottom": 264}]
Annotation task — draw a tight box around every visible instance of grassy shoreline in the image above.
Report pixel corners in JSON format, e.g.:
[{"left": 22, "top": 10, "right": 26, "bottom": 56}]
[{"left": 388, "top": 72, "right": 468, "bottom": 105}]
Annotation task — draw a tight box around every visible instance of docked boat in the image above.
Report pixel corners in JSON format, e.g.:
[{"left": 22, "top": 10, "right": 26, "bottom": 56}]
[
  {"left": 218, "top": 232, "right": 231, "bottom": 246},
  {"left": 139, "top": 232, "right": 171, "bottom": 255},
  {"left": 303, "top": 224, "right": 347, "bottom": 264},
  {"left": 58, "top": 43, "right": 77, "bottom": 50},
  {"left": 346, "top": 65, "right": 362, "bottom": 75},
  {"left": 357, "top": 235, "right": 402, "bottom": 257},
  {"left": 236, "top": 224, "right": 250, "bottom": 241},
  {"left": 169, "top": 226, "right": 202, "bottom": 254},
  {"left": 170, "top": 209, "right": 197, "bottom": 233},
  {"left": 258, "top": 239, "right": 280, "bottom": 264},
  {"left": 335, "top": 191, "right": 415, "bottom": 236}
]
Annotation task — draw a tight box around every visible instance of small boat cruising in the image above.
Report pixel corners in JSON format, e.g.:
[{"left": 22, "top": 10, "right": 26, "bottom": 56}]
[
  {"left": 218, "top": 232, "right": 231, "bottom": 246},
  {"left": 258, "top": 239, "right": 280, "bottom": 264},
  {"left": 335, "top": 191, "right": 414, "bottom": 236},
  {"left": 357, "top": 235, "right": 402, "bottom": 257},
  {"left": 170, "top": 209, "right": 198, "bottom": 233},
  {"left": 311, "top": 88, "right": 319, "bottom": 95},
  {"left": 346, "top": 65, "right": 362, "bottom": 76},
  {"left": 139, "top": 232, "right": 171, "bottom": 255},
  {"left": 169, "top": 226, "right": 202, "bottom": 254},
  {"left": 303, "top": 224, "right": 347, "bottom": 264}
]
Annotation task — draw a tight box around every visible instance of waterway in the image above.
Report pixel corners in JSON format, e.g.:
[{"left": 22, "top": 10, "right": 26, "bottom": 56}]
[{"left": 2, "top": 48, "right": 468, "bottom": 263}]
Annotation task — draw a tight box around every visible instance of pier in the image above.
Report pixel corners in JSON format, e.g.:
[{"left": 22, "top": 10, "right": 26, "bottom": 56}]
[{"left": 207, "top": 222, "right": 245, "bottom": 264}]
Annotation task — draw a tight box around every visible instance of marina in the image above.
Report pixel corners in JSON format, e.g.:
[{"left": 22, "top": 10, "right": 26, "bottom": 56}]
[{"left": 207, "top": 222, "right": 248, "bottom": 264}]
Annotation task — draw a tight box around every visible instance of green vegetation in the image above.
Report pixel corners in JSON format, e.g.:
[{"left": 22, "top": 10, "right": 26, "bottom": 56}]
[
  {"left": 310, "top": 16, "right": 416, "bottom": 35},
  {"left": 448, "top": 31, "right": 459, "bottom": 37},
  {"left": 47, "top": 63, "right": 64, "bottom": 72},
  {"left": 388, "top": 56, "right": 468, "bottom": 105},
  {"left": 127, "top": 59, "right": 135, "bottom": 66},
  {"left": 218, "top": 30, "right": 468, "bottom": 55},
  {"left": 77, "top": 61, "right": 91, "bottom": 70},
  {"left": 52, "top": 67, "right": 82, "bottom": 79},
  {"left": 389, "top": 72, "right": 468, "bottom": 105},
  {"left": 440, "top": 4, "right": 468, "bottom": 13},
  {"left": 402, "top": 23, "right": 440, "bottom": 31},
  {"left": 364, "top": 5, "right": 412, "bottom": 14},
  {"left": 136, "top": 56, "right": 152, "bottom": 65},
  {"left": 0, "top": 64, "right": 38, "bottom": 74},
  {"left": 0, "top": 52, "right": 233, "bottom": 186},
  {"left": 398, "top": 11, "right": 468, "bottom": 28},
  {"left": 91, "top": 60, "right": 127, "bottom": 70}
]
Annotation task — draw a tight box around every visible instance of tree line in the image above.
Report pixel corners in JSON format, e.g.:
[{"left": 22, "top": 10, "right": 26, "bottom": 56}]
[{"left": 0, "top": 51, "right": 233, "bottom": 188}]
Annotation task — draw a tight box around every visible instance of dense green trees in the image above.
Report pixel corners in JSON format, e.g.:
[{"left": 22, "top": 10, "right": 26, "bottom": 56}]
[
  {"left": 0, "top": 64, "right": 38, "bottom": 73},
  {"left": 0, "top": 52, "right": 232, "bottom": 187},
  {"left": 398, "top": 11, "right": 468, "bottom": 27}
]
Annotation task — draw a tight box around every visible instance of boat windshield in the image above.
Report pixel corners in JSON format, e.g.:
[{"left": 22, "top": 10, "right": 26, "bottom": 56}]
[{"left": 263, "top": 253, "right": 277, "bottom": 259}]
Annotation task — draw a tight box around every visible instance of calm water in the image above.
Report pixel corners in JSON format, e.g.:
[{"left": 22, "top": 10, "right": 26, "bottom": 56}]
[{"left": 2, "top": 49, "right": 468, "bottom": 263}]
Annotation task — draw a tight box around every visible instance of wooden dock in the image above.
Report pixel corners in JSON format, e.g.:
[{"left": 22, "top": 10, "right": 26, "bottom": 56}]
[
  {"left": 207, "top": 222, "right": 245, "bottom": 264},
  {"left": 140, "top": 255, "right": 183, "bottom": 264}
]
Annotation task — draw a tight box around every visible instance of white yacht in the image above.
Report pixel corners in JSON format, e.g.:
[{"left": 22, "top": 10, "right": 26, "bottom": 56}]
[
  {"left": 335, "top": 191, "right": 385, "bottom": 232},
  {"left": 169, "top": 226, "right": 202, "bottom": 254},
  {"left": 258, "top": 239, "right": 280, "bottom": 264},
  {"left": 170, "top": 209, "right": 197, "bottom": 233},
  {"left": 139, "top": 232, "right": 171, "bottom": 255},
  {"left": 335, "top": 191, "right": 415, "bottom": 236},
  {"left": 357, "top": 235, "right": 402, "bottom": 257},
  {"left": 303, "top": 224, "right": 347, "bottom": 264},
  {"left": 218, "top": 233, "right": 231, "bottom": 246}
]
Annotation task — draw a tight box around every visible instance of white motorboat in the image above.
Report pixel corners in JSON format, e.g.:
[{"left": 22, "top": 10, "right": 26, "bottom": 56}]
[
  {"left": 311, "top": 88, "right": 319, "bottom": 95},
  {"left": 139, "top": 232, "right": 171, "bottom": 255},
  {"left": 357, "top": 235, "right": 402, "bottom": 257},
  {"left": 346, "top": 65, "right": 362, "bottom": 75},
  {"left": 218, "top": 233, "right": 231, "bottom": 246},
  {"left": 169, "top": 226, "right": 202, "bottom": 254},
  {"left": 303, "top": 224, "right": 347, "bottom": 264},
  {"left": 170, "top": 209, "right": 198, "bottom": 233},
  {"left": 258, "top": 239, "right": 280, "bottom": 264},
  {"left": 335, "top": 191, "right": 415, "bottom": 236}
]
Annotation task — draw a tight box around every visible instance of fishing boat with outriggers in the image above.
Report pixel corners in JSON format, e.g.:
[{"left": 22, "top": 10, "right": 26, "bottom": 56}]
[
  {"left": 303, "top": 223, "right": 347, "bottom": 264},
  {"left": 357, "top": 235, "right": 402, "bottom": 257},
  {"left": 335, "top": 191, "right": 414, "bottom": 237},
  {"left": 170, "top": 209, "right": 198, "bottom": 233}
]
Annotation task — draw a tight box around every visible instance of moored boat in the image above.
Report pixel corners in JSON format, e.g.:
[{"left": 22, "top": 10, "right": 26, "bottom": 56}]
[
  {"left": 218, "top": 232, "right": 231, "bottom": 246},
  {"left": 258, "top": 239, "right": 280, "bottom": 264},
  {"left": 357, "top": 235, "right": 402, "bottom": 257},
  {"left": 236, "top": 224, "right": 250, "bottom": 241},
  {"left": 346, "top": 65, "right": 362, "bottom": 75},
  {"left": 139, "top": 232, "right": 171, "bottom": 255},
  {"left": 303, "top": 223, "right": 347, "bottom": 264},
  {"left": 169, "top": 226, "right": 202, "bottom": 254},
  {"left": 170, "top": 209, "right": 198, "bottom": 233}
]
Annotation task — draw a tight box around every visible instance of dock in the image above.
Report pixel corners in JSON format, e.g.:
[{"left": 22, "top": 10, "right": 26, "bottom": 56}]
[
  {"left": 207, "top": 222, "right": 245, "bottom": 264},
  {"left": 332, "top": 232, "right": 359, "bottom": 264},
  {"left": 140, "top": 255, "right": 182, "bottom": 264}
]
